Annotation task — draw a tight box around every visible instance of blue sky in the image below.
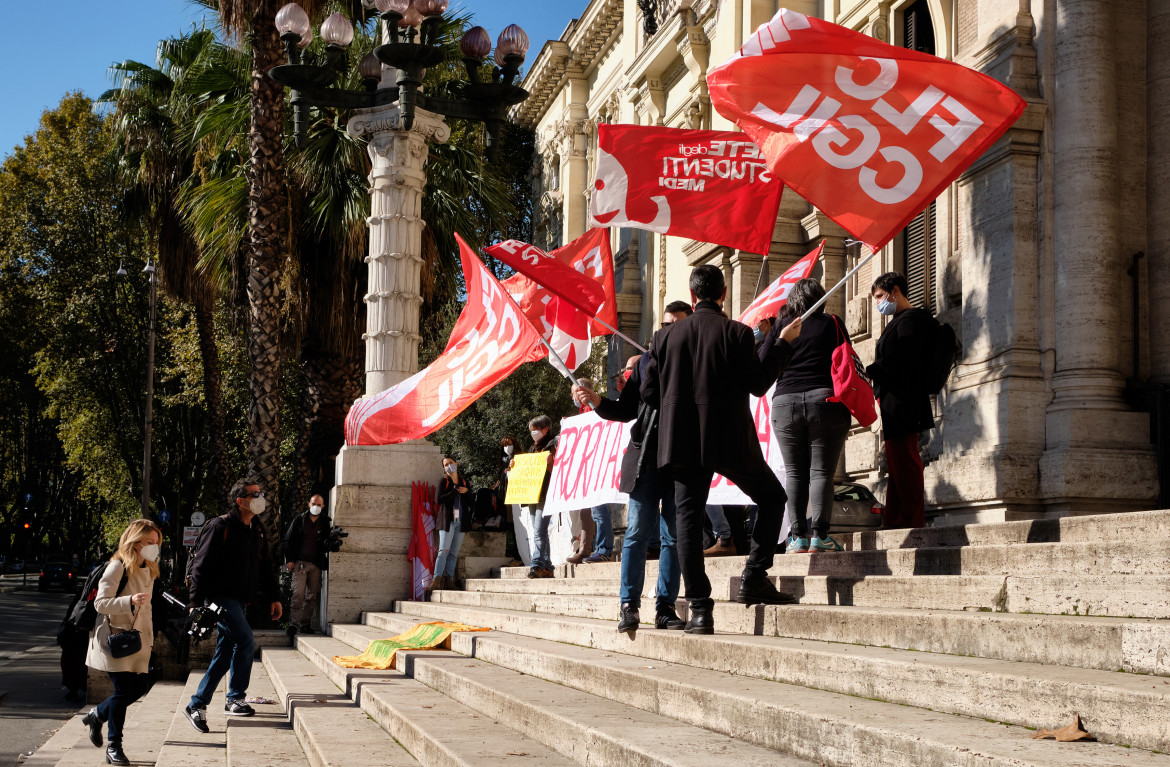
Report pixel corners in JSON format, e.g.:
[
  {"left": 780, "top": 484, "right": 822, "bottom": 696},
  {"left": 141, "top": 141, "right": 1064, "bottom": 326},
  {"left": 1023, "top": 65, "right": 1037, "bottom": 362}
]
[{"left": 0, "top": 1, "right": 574, "bottom": 160}]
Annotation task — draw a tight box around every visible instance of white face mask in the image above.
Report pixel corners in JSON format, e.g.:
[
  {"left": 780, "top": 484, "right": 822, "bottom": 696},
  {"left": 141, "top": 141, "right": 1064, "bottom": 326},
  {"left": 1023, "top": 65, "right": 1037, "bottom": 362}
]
[
  {"left": 250, "top": 496, "right": 267, "bottom": 515},
  {"left": 444, "top": 464, "right": 457, "bottom": 474},
  {"left": 530, "top": 430, "right": 543, "bottom": 442},
  {"left": 503, "top": 445, "right": 514, "bottom": 455},
  {"left": 309, "top": 504, "right": 323, "bottom": 516},
  {"left": 140, "top": 544, "right": 160, "bottom": 562}
]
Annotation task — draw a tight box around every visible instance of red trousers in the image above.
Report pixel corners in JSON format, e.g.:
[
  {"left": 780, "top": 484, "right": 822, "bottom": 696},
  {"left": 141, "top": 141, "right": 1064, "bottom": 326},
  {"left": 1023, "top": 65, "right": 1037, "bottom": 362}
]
[{"left": 883, "top": 433, "right": 925, "bottom": 529}]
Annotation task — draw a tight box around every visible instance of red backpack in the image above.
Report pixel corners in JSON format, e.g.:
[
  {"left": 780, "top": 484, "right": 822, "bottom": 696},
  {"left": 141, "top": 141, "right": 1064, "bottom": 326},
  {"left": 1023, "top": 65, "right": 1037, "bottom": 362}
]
[{"left": 826, "top": 315, "right": 877, "bottom": 427}]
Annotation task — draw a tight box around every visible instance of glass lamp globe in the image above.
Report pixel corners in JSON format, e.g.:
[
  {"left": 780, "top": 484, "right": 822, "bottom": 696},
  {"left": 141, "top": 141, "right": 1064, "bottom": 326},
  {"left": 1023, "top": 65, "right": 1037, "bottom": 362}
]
[
  {"left": 321, "top": 12, "right": 355, "bottom": 46},
  {"left": 275, "top": 3, "right": 312, "bottom": 39},
  {"left": 460, "top": 26, "right": 491, "bottom": 59},
  {"left": 415, "top": 0, "right": 449, "bottom": 16},
  {"left": 375, "top": 0, "right": 410, "bottom": 12},
  {"left": 359, "top": 53, "right": 383, "bottom": 80},
  {"left": 496, "top": 24, "right": 530, "bottom": 58}
]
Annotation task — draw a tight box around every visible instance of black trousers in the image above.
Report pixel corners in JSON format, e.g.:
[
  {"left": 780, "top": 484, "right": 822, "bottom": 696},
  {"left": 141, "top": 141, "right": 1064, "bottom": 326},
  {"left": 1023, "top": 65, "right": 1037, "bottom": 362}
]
[
  {"left": 672, "top": 459, "right": 786, "bottom": 606},
  {"left": 95, "top": 671, "right": 151, "bottom": 743}
]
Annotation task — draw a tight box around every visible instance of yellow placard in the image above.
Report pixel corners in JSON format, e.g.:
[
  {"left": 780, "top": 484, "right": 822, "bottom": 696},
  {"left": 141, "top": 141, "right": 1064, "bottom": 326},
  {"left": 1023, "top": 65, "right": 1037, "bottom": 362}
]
[{"left": 504, "top": 452, "right": 551, "bottom": 505}]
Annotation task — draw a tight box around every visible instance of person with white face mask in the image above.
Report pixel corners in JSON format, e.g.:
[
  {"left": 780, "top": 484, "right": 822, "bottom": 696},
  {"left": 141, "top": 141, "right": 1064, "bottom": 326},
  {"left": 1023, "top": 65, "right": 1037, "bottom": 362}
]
[
  {"left": 82, "top": 519, "right": 162, "bottom": 766},
  {"left": 183, "top": 479, "right": 282, "bottom": 734},
  {"left": 428, "top": 457, "right": 473, "bottom": 594},
  {"left": 523, "top": 415, "right": 559, "bottom": 579},
  {"left": 283, "top": 494, "right": 330, "bottom": 635}
]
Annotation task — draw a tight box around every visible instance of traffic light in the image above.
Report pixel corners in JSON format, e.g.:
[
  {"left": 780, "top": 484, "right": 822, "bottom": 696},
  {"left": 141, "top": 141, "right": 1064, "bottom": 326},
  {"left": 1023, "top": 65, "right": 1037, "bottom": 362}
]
[{"left": 22, "top": 522, "right": 29, "bottom": 530}]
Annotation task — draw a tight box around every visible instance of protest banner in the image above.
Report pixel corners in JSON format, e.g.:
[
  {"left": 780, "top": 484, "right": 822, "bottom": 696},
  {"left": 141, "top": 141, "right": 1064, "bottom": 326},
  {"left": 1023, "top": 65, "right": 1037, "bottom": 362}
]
[
  {"left": 544, "top": 386, "right": 785, "bottom": 515},
  {"left": 505, "top": 452, "right": 552, "bottom": 505}
]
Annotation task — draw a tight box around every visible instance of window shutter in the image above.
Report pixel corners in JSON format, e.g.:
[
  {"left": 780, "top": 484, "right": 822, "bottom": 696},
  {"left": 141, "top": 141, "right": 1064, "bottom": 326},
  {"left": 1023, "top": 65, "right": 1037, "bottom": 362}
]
[{"left": 899, "top": 0, "right": 937, "bottom": 313}]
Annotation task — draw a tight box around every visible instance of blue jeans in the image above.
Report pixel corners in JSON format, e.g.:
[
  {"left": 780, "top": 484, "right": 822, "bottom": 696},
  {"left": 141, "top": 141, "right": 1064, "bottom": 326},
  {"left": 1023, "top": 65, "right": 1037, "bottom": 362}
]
[
  {"left": 525, "top": 506, "right": 551, "bottom": 569},
  {"left": 434, "top": 523, "right": 465, "bottom": 579},
  {"left": 190, "top": 598, "right": 254, "bottom": 708},
  {"left": 706, "top": 505, "right": 731, "bottom": 543},
  {"left": 591, "top": 505, "right": 614, "bottom": 557},
  {"left": 772, "top": 387, "right": 851, "bottom": 539},
  {"left": 96, "top": 671, "right": 150, "bottom": 742},
  {"left": 619, "top": 465, "right": 679, "bottom": 608}
]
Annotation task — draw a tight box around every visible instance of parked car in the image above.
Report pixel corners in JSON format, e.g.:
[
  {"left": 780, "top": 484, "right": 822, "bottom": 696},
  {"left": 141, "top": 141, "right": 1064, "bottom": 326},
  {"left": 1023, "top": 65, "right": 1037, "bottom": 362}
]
[
  {"left": 828, "top": 482, "right": 885, "bottom": 533},
  {"left": 38, "top": 562, "right": 76, "bottom": 592}
]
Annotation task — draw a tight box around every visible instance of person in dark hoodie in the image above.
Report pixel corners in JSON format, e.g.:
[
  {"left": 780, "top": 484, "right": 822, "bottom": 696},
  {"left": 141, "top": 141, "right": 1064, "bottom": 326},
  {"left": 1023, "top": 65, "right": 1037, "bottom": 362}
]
[
  {"left": 182, "top": 478, "right": 281, "bottom": 733},
  {"left": 867, "top": 271, "right": 936, "bottom": 529}
]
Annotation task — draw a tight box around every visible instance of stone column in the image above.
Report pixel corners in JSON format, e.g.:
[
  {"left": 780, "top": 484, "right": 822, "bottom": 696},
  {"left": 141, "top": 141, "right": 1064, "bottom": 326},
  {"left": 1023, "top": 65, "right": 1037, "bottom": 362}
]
[
  {"left": 323, "top": 104, "right": 448, "bottom": 624},
  {"left": 1148, "top": 0, "right": 1170, "bottom": 383},
  {"left": 1039, "top": 0, "right": 1156, "bottom": 512}
]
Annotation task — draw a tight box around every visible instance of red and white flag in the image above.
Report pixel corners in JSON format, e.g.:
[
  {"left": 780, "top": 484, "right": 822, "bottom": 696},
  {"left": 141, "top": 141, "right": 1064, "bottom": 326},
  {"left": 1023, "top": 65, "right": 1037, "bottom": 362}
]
[
  {"left": 408, "top": 481, "right": 435, "bottom": 598},
  {"left": 708, "top": 9, "right": 1026, "bottom": 248},
  {"left": 493, "top": 229, "right": 618, "bottom": 372},
  {"left": 344, "top": 234, "right": 544, "bottom": 445},
  {"left": 590, "top": 124, "right": 784, "bottom": 254},
  {"left": 738, "top": 243, "right": 822, "bottom": 328}
]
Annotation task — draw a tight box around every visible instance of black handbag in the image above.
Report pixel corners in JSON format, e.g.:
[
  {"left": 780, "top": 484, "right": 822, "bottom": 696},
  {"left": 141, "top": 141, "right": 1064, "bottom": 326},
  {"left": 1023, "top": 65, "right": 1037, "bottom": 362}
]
[{"left": 106, "top": 605, "right": 142, "bottom": 659}]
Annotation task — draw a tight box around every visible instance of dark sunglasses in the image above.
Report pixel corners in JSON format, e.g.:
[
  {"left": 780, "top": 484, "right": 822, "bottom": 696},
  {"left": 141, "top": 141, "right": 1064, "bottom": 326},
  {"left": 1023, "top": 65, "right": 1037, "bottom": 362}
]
[{"left": 245, "top": 491, "right": 265, "bottom": 498}]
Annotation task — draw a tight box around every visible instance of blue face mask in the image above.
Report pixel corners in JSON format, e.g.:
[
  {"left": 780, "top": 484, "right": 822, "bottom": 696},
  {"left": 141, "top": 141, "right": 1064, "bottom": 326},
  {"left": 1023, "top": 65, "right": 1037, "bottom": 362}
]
[
  {"left": 877, "top": 297, "right": 897, "bottom": 316},
  {"left": 753, "top": 327, "right": 765, "bottom": 343}
]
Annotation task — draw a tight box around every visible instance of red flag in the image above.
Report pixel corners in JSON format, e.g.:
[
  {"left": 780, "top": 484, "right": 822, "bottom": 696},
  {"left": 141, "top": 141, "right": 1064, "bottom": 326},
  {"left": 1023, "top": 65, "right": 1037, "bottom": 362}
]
[
  {"left": 737, "top": 243, "right": 822, "bottom": 328},
  {"left": 590, "top": 124, "right": 784, "bottom": 254},
  {"left": 344, "top": 234, "right": 544, "bottom": 445},
  {"left": 501, "top": 274, "right": 592, "bottom": 372},
  {"left": 408, "top": 482, "right": 436, "bottom": 599},
  {"left": 708, "top": 9, "right": 1026, "bottom": 248}
]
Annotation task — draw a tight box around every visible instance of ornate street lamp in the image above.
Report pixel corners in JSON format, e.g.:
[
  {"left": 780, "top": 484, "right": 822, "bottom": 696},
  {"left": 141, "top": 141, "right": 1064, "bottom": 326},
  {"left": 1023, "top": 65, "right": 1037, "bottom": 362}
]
[
  {"left": 269, "top": 0, "right": 530, "bottom": 156},
  {"left": 266, "top": 1, "right": 533, "bottom": 624}
]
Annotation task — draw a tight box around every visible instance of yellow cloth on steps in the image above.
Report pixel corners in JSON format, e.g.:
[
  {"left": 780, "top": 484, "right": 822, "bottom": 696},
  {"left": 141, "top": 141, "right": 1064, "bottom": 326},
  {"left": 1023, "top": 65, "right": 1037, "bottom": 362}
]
[{"left": 332, "top": 621, "right": 489, "bottom": 669}]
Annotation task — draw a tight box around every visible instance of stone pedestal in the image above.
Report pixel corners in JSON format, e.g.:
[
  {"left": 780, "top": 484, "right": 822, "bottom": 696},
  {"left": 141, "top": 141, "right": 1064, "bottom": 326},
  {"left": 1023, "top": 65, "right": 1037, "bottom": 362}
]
[{"left": 326, "top": 441, "right": 442, "bottom": 624}]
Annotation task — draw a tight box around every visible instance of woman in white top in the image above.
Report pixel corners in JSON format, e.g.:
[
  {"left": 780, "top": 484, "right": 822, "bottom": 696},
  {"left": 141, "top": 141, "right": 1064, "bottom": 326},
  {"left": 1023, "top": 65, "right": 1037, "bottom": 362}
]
[{"left": 81, "top": 519, "right": 161, "bottom": 766}]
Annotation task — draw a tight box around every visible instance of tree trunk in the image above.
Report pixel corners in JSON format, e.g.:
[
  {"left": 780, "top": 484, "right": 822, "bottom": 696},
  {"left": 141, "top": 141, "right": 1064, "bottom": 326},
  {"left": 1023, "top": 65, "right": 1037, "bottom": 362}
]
[
  {"left": 193, "top": 292, "right": 233, "bottom": 506},
  {"left": 245, "top": 4, "right": 289, "bottom": 566}
]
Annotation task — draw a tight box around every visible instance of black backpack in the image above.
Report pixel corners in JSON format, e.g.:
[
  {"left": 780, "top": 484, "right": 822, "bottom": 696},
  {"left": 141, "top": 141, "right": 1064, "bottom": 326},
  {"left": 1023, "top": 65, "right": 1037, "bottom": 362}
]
[
  {"left": 924, "top": 321, "right": 959, "bottom": 394},
  {"left": 62, "top": 562, "right": 128, "bottom": 635}
]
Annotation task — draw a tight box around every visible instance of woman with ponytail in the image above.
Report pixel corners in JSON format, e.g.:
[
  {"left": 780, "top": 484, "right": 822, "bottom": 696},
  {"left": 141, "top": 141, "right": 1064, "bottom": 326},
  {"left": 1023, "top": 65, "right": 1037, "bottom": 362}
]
[{"left": 81, "top": 519, "right": 161, "bottom": 765}]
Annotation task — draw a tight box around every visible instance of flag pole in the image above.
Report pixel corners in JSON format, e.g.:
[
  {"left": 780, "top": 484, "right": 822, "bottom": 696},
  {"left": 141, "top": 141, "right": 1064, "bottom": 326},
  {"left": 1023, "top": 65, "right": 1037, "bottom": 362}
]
[
  {"left": 752, "top": 254, "right": 770, "bottom": 299},
  {"left": 540, "top": 339, "right": 595, "bottom": 410},
  {"left": 591, "top": 317, "right": 647, "bottom": 353},
  {"left": 799, "top": 241, "right": 877, "bottom": 321}
]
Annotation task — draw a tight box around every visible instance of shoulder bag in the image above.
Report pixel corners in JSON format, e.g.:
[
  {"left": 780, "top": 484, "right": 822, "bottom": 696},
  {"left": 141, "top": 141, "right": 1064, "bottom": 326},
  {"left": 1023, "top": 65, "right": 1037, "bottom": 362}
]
[{"left": 826, "top": 315, "right": 878, "bottom": 428}]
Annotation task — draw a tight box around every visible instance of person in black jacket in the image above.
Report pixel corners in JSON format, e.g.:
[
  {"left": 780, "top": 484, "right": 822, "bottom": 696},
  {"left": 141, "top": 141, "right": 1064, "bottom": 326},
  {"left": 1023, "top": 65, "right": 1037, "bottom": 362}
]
[
  {"left": 641, "top": 265, "right": 803, "bottom": 634},
  {"left": 867, "top": 272, "right": 935, "bottom": 529},
  {"left": 429, "top": 456, "right": 472, "bottom": 593},
  {"left": 522, "top": 415, "right": 558, "bottom": 578},
  {"left": 574, "top": 347, "right": 684, "bottom": 633},
  {"left": 283, "top": 495, "right": 330, "bottom": 635},
  {"left": 183, "top": 478, "right": 281, "bottom": 733},
  {"left": 763, "top": 278, "right": 852, "bottom": 553}
]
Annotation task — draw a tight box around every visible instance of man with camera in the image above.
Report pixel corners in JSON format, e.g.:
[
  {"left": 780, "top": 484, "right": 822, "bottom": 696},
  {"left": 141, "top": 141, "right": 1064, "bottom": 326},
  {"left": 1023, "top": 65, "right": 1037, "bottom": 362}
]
[
  {"left": 283, "top": 494, "right": 331, "bottom": 636},
  {"left": 183, "top": 479, "right": 282, "bottom": 733}
]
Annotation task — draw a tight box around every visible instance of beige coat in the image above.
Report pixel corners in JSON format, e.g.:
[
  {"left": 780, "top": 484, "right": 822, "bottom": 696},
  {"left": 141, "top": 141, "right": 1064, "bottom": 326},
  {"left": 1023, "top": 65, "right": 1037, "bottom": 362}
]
[{"left": 85, "top": 559, "right": 155, "bottom": 674}]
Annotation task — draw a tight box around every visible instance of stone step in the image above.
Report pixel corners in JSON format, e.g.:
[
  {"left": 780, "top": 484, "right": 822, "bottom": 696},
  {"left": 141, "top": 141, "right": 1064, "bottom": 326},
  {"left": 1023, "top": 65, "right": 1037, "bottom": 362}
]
[
  {"left": 497, "top": 509, "right": 1170, "bottom": 576},
  {"left": 260, "top": 647, "right": 421, "bottom": 767},
  {"left": 32, "top": 680, "right": 185, "bottom": 767},
  {"left": 366, "top": 605, "right": 1170, "bottom": 754},
  {"left": 289, "top": 634, "right": 579, "bottom": 767},
  {"left": 224, "top": 667, "right": 304, "bottom": 767},
  {"left": 359, "top": 610, "right": 1170, "bottom": 767},
  {"left": 499, "top": 538, "right": 1170, "bottom": 581},
  {"left": 460, "top": 572, "right": 1170, "bottom": 618},
  {"left": 322, "top": 623, "right": 818, "bottom": 767},
  {"left": 416, "top": 593, "right": 1170, "bottom": 675},
  {"left": 157, "top": 670, "right": 231, "bottom": 767}
]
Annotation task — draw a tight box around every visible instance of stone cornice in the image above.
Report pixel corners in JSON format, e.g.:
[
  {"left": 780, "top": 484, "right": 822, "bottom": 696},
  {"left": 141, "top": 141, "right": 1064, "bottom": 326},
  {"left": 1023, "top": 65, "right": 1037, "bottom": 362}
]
[{"left": 513, "top": 0, "right": 623, "bottom": 128}]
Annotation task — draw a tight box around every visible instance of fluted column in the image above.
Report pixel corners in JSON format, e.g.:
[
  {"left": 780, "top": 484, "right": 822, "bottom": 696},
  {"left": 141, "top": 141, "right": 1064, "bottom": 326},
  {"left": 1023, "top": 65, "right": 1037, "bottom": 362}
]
[
  {"left": 348, "top": 105, "right": 451, "bottom": 395},
  {"left": 1149, "top": 0, "right": 1170, "bottom": 383}
]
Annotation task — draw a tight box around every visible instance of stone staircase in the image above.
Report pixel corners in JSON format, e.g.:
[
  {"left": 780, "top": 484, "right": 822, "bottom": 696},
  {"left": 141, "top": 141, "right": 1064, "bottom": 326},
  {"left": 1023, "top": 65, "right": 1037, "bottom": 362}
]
[{"left": 33, "top": 508, "right": 1170, "bottom": 767}]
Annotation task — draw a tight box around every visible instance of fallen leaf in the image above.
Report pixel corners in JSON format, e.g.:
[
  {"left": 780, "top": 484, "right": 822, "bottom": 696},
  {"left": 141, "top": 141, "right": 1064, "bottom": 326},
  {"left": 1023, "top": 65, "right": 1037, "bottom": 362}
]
[
  {"left": 507, "top": 753, "right": 529, "bottom": 757},
  {"left": 1031, "top": 714, "right": 1094, "bottom": 742}
]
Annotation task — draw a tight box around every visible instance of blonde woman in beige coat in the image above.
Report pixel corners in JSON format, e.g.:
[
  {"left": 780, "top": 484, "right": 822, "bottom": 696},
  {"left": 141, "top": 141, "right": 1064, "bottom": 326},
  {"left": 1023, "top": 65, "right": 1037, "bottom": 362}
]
[{"left": 80, "top": 519, "right": 161, "bottom": 766}]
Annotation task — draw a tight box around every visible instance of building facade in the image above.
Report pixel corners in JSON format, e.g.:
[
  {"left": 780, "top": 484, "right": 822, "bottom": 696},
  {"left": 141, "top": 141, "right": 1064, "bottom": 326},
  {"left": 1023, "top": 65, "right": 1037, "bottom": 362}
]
[{"left": 513, "top": 0, "right": 1167, "bottom": 523}]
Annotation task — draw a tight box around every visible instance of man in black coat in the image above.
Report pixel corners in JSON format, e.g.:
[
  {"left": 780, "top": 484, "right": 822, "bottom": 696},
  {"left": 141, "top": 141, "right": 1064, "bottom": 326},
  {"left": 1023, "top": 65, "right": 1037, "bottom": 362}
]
[
  {"left": 283, "top": 494, "right": 331, "bottom": 635},
  {"left": 866, "top": 271, "right": 935, "bottom": 529},
  {"left": 183, "top": 478, "right": 281, "bottom": 732},
  {"left": 641, "top": 265, "right": 803, "bottom": 633}
]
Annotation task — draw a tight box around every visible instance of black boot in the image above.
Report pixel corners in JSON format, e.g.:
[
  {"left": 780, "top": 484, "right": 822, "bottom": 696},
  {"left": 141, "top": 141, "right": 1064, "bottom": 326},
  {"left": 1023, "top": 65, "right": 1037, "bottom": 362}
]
[
  {"left": 82, "top": 709, "right": 103, "bottom": 748},
  {"left": 617, "top": 603, "right": 640, "bottom": 632},
  {"left": 736, "top": 573, "right": 798, "bottom": 606},
  {"left": 106, "top": 741, "right": 129, "bottom": 766},
  {"left": 655, "top": 601, "right": 686, "bottom": 630},
  {"left": 684, "top": 599, "right": 714, "bottom": 635}
]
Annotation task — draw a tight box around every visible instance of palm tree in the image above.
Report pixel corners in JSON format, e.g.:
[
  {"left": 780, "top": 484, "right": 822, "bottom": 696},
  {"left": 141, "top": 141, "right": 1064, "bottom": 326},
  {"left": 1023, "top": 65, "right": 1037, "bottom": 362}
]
[{"left": 101, "top": 29, "right": 246, "bottom": 508}]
